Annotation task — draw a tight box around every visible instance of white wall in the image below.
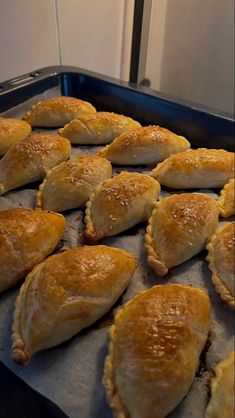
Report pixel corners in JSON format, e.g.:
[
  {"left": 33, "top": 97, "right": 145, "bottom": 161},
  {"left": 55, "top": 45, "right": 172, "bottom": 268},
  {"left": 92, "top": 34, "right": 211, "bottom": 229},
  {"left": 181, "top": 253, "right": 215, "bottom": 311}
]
[
  {"left": 57, "top": 0, "right": 134, "bottom": 81},
  {"left": 146, "top": 0, "right": 234, "bottom": 114},
  {"left": 0, "top": 0, "right": 59, "bottom": 81},
  {"left": 0, "top": 0, "right": 134, "bottom": 83}
]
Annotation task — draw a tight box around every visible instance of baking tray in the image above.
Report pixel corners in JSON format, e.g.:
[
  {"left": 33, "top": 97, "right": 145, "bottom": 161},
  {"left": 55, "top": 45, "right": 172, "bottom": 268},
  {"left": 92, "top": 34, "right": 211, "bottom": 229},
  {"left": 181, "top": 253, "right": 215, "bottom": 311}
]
[
  {"left": 0, "top": 65, "right": 234, "bottom": 150},
  {"left": 0, "top": 66, "right": 234, "bottom": 418}
]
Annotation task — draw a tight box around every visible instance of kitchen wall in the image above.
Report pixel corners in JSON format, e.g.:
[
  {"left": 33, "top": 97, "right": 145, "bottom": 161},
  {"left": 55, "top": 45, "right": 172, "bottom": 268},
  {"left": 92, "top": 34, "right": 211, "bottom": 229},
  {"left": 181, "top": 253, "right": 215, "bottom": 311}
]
[
  {"left": 0, "top": 0, "right": 234, "bottom": 114},
  {"left": 0, "top": 0, "right": 59, "bottom": 81},
  {"left": 145, "top": 0, "right": 234, "bottom": 113},
  {"left": 0, "top": 0, "right": 134, "bottom": 82}
]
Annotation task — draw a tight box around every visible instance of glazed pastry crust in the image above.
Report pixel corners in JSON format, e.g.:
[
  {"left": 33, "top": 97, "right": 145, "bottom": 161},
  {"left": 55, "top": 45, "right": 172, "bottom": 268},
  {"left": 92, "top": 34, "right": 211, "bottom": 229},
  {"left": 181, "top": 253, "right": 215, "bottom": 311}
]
[
  {"left": 35, "top": 155, "right": 112, "bottom": 212},
  {"left": 23, "top": 96, "right": 96, "bottom": 127},
  {"left": 59, "top": 112, "right": 141, "bottom": 144},
  {"left": 205, "top": 351, "right": 234, "bottom": 418},
  {"left": 218, "top": 179, "right": 235, "bottom": 218},
  {"left": 151, "top": 149, "right": 234, "bottom": 189},
  {"left": 0, "top": 118, "right": 31, "bottom": 156},
  {"left": 0, "top": 208, "right": 65, "bottom": 293},
  {"left": 206, "top": 222, "right": 235, "bottom": 310},
  {"left": 145, "top": 193, "right": 219, "bottom": 276},
  {"left": 11, "top": 245, "right": 136, "bottom": 364},
  {"left": 97, "top": 125, "right": 190, "bottom": 165},
  {"left": 103, "top": 284, "right": 211, "bottom": 418},
  {"left": 84, "top": 172, "right": 160, "bottom": 242},
  {"left": 0, "top": 133, "right": 71, "bottom": 195}
]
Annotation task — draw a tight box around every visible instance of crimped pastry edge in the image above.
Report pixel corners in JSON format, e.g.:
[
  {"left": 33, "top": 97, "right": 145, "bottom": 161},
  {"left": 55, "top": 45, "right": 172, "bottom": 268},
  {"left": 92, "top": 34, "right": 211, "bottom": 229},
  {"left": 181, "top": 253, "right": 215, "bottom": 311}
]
[
  {"left": 103, "top": 284, "right": 205, "bottom": 418},
  {"left": 210, "top": 350, "right": 234, "bottom": 393},
  {"left": 58, "top": 119, "right": 90, "bottom": 143},
  {"left": 149, "top": 147, "right": 195, "bottom": 179},
  {"left": 97, "top": 127, "right": 190, "bottom": 165},
  {"left": 84, "top": 172, "right": 160, "bottom": 243},
  {"left": 84, "top": 173, "right": 131, "bottom": 243},
  {"left": 34, "top": 164, "right": 60, "bottom": 210},
  {"left": 58, "top": 121, "right": 70, "bottom": 137},
  {"left": 103, "top": 325, "right": 130, "bottom": 418},
  {"left": 217, "top": 179, "right": 235, "bottom": 218},
  {"left": 35, "top": 155, "right": 112, "bottom": 212},
  {"left": 205, "top": 351, "right": 235, "bottom": 418},
  {"left": 58, "top": 119, "right": 82, "bottom": 140},
  {"left": 150, "top": 147, "right": 233, "bottom": 181},
  {"left": 150, "top": 148, "right": 197, "bottom": 179},
  {"left": 145, "top": 202, "right": 168, "bottom": 277},
  {"left": 206, "top": 224, "right": 235, "bottom": 310},
  {"left": 0, "top": 183, "right": 6, "bottom": 196},
  {"left": 150, "top": 157, "right": 166, "bottom": 179},
  {"left": 23, "top": 98, "right": 96, "bottom": 128},
  {"left": 96, "top": 144, "right": 109, "bottom": 158},
  {"left": 102, "top": 287, "right": 155, "bottom": 418},
  {"left": 35, "top": 177, "right": 47, "bottom": 210},
  {"left": 11, "top": 262, "right": 44, "bottom": 365},
  {"left": 84, "top": 186, "right": 100, "bottom": 243},
  {"left": 22, "top": 101, "right": 42, "bottom": 124}
]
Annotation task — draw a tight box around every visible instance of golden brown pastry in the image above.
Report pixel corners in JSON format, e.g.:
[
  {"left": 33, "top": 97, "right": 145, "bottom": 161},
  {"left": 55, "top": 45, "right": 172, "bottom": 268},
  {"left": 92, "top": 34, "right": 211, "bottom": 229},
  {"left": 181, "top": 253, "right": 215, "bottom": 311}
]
[
  {"left": 0, "top": 133, "right": 71, "bottom": 195},
  {"left": 0, "top": 117, "right": 31, "bottom": 156},
  {"left": 151, "top": 148, "right": 234, "bottom": 189},
  {"left": 58, "top": 112, "right": 141, "bottom": 144},
  {"left": 145, "top": 193, "right": 219, "bottom": 276},
  {"left": 0, "top": 208, "right": 65, "bottom": 293},
  {"left": 84, "top": 172, "right": 160, "bottom": 242},
  {"left": 11, "top": 245, "right": 136, "bottom": 365},
  {"left": 35, "top": 155, "right": 112, "bottom": 212},
  {"left": 97, "top": 125, "right": 190, "bottom": 165},
  {"left": 205, "top": 351, "right": 234, "bottom": 418},
  {"left": 206, "top": 222, "right": 235, "bottom": 309},
  {"left": 23, "top": 96, "right": 96, "bottom": 127},
  {"left": 218, "top": 178, "right": 235, "bottom": 218},
  {"left": 103, "top": 283, "right": 211, "bottom": 418}
]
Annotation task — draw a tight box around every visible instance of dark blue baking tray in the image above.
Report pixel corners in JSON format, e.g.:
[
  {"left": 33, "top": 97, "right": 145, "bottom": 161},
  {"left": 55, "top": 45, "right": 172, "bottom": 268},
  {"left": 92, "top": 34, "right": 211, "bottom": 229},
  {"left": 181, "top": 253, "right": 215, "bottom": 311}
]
[{"left": 0, "top": 65, "right": 234, "bottom": 150}]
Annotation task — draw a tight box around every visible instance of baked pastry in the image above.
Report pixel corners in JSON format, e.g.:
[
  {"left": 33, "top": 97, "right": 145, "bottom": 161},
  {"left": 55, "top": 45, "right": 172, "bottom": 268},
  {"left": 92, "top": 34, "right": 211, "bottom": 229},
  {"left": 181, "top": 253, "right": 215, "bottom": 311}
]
[
  {"left": 205, "top": 351, "right": 234, "bottom": 418},
  {"left": 23, "top": 96, "right": 96, "bottom": 127},
  {"left": 151, "top": 148, "right": 234, "bottom": 189},
  {"left": 84, "top": 172, "right": 160, "bottom": 242},
  {"left": 206, "top": 222, "right": 235, "bottom": 309},
  {"left": 35, "top": 155, "right": 112, "bottom": 212},
  {"left": 11, "top": 245, "right": 136, "bottom": 364},
  {"left": 97, "top": 125, "right": 190, "bottom": 165},
  {"left": 0, "top": 134, "right": 71, "bottom": 195},
  {"left": 145, "top": 193, "right": 219, "bottom": 276},
  {"left": 0, "top": 208, "right": 65, "bottom": 293},
  {"left": 0, "top": 117, "right": 31, "bottom": 156},
  {"left": 103, "top": 283, "right": 211, "bottom": 418},
  {"left": 217, "top": 178, "right": 235, "bottom": 218},
  {"left": 59, "top": 112, "right": 141, "bottom": 144}
]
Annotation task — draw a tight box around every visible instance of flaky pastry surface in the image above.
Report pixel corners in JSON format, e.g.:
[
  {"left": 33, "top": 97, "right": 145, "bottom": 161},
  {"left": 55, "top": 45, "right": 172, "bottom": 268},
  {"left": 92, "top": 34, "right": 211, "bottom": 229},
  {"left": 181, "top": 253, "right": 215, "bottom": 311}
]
[
  {"left": 0, "top": 117, "right": 31, "bottom": 156},
  {"left": 151, "top": 148, "right": 234, "bottom": 189},
  {"left": 103, "top": 284, "right": 211, "bottom": 418},
  {"left": 23, "top": 96, "right": 96, "bottom": 127},
  {"left": 0, "top": 133, "right": 71, "bottom": 195},
  {"left": 145, "top": 193, "right": 219, "bottom": 276},
  {"left": 205, "top": 351, "right": 234, "bottom": 418},
  {"left": 59, "top": 112, "right": 141, "bottom": 144},
  {"left": 11, "top": 245, "right": 136, "bottom": 364},
  {"left": 218, "top": 178, "right": 235, "bottom": 218},
  {"left": 84, "top": 172, "right": 160, "bottom": 241},
  {"left": 35, "top": 155, "right": 112, "bottom": 212},
  {"left": 97, "top": 125, "right": 190, "bottom": 165},
  {"left": 0, "top": 208, "right": 65, "bottom": 293},
  {"left": 206, "top": 222, "right": 235, "bottom": 309}
]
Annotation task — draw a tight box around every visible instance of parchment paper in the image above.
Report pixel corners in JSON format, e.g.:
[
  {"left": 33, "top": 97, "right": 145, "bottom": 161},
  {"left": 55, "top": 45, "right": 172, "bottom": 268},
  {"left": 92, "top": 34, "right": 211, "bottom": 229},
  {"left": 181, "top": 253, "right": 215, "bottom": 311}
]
[{"left": 0, "top": 88, "right": 234, "bottom": 418}]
